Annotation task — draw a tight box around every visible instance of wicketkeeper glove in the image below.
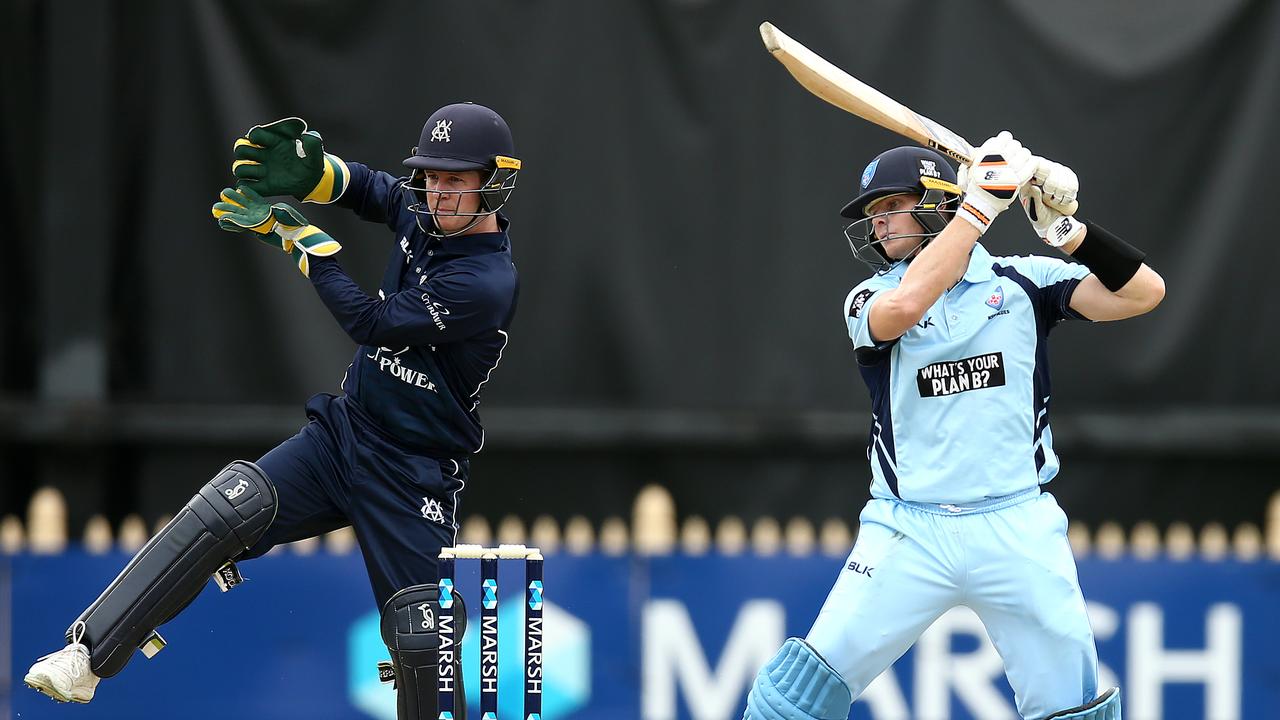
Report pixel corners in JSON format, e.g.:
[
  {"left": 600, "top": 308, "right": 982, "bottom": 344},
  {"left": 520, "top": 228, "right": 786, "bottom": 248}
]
[
  {"left": 955, "top": 131, "right": 1037, "bottom": 234},
  {"left": 211, "top": 185, "right": 342, "bottom": 277},
  {"left": 231, "top": 117, "right": 349, "bottom": 203}
]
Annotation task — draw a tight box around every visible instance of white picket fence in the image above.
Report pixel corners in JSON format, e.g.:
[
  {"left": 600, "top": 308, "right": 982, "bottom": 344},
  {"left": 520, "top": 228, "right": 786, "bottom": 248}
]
[{"left": 4, "top": 484, "right": 1278, "bottom": 561}]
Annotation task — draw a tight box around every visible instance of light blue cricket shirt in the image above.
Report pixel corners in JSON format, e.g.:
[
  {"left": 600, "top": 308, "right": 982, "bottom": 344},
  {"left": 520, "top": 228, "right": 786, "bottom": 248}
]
[{"left": 844, "top": 242, "right": 1091, "bottom": 505}]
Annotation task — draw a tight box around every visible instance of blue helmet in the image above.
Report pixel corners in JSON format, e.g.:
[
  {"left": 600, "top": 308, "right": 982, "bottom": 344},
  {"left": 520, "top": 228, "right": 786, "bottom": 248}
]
[
  {"left": 841, "top": 146, "right": 961, "bottom": 271},
  {"left": 401, "top": 102, "right": 521, "bottom": 236}
]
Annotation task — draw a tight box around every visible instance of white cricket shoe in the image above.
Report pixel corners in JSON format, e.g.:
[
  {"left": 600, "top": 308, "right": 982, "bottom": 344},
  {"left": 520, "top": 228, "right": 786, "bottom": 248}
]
[{"left": 25, "top": 621, "right": 100, "bottom": 703}]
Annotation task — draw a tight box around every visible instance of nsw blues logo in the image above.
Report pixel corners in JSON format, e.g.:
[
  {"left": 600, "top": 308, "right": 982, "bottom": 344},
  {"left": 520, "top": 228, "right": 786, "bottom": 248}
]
[
  {"left": 985, "top": 285, "right": 1004, "bottom": 310},
  {"left": 860, "top": 158, "right": 879, "bottom": 189}
]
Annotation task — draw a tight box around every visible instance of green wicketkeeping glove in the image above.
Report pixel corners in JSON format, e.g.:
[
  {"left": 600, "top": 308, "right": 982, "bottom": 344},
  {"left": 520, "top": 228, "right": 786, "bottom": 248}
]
[
  {"left": 231, "top": 117, "right": 349, "bottom": 203},
  {"left": 211, "top": 185, "right": 342, "bottom": 277}
]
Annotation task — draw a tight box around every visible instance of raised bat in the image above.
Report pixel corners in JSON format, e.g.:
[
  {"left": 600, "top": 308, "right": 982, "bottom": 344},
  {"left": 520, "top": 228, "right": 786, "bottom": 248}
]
[{"left": 759, "top": 21, "right": 1076, "bottom": 215}]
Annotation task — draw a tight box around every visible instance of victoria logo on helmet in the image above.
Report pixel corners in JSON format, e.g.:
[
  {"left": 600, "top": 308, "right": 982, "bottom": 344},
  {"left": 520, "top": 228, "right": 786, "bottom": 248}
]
[{"left": 430, "top": 119, "right": 452, "bottom": 143}]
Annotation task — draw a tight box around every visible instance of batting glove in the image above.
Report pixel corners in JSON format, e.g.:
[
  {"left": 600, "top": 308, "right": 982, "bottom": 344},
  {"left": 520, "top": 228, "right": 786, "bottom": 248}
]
[
  {"left": 955, "top": 131, "right": 1037, "bottom": 234},
  {"left": 231, "top": 117, "right": 349, "bottom": 204},
  {"left": 1029, "top": 156, "right": 1079, "bottom": 216},
  {"left": 1020, "top": 186, "right": 1085, "bottom": 248},
  {"left": 212, "top": 185, "right": 342, "bottom": 277}
]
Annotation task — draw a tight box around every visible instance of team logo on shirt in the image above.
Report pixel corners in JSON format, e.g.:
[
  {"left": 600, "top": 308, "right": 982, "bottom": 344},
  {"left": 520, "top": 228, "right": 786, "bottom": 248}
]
[
  {"left": 916, "top": 352, "right": 1006, "bottom": 397},
  {"left": 985, "top": 285, "right": 1004, "bottom": 310},
  {"left": 849, "top": 289, "right": 874, "bottom": 319}
]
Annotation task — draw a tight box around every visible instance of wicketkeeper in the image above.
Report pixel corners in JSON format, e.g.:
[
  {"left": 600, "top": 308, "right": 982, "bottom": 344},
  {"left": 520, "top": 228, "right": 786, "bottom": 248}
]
[{"left": 25, "top": 102, "right": 521, "bottom": 720}]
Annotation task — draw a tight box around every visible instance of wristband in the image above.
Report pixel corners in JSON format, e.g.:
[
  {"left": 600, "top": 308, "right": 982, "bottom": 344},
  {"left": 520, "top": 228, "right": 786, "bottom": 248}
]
[
  {"left": 1071, "top": 221, "right": 1145, "bottom": 291},
  {"left": 956, "top": 198, "right": 995, "bottom": 234}
]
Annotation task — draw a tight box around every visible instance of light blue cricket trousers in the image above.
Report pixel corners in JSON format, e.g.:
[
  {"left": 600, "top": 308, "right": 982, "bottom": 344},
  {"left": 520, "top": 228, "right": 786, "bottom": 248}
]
[{"left": 805, "top": 490, "right": 1099, "bottom": 720}]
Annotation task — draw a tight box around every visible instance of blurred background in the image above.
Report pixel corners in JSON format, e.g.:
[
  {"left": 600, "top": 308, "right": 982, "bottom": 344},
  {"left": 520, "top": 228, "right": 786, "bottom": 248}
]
[{"left": 3, "top": 1, "right": 1279, "bottom": 719}]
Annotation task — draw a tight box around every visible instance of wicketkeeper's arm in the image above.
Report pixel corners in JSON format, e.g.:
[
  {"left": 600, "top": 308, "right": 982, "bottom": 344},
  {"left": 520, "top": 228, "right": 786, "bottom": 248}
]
[{"left": 307, "top": 259, "right": 508, "bottom": 347}]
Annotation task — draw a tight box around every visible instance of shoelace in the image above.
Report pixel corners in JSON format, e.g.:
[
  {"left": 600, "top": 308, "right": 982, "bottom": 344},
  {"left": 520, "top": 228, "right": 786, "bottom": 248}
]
[
  {"left": 69, "top": 619, "right": 87, "bottom": 646},
  {"left": 37, "top": 621, "right": 90, "bottom": 675}
]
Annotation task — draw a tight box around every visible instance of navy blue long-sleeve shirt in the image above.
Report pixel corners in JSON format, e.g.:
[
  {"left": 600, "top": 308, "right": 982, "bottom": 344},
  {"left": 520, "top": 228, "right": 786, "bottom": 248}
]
[{"left": 307, "top": 161, "right": 518, "bottom": 455}]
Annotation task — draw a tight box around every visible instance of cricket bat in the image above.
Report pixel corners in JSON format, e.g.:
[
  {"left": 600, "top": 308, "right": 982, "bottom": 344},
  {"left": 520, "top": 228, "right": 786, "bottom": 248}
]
[{"left": 759, "top": 21, "right": 1077, "bottom": 215}]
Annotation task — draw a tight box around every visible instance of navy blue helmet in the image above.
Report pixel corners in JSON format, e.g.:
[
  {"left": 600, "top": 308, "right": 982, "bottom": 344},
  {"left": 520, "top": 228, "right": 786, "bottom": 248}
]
[
  {"left": 404, "top": 102, "right": 516, "bottom": 172},
  {"left": 401, "top": 102, "right": 521, "bottom": 236},
  {"left": 841, "top": 146, "right": 961, "bottom": 270}
]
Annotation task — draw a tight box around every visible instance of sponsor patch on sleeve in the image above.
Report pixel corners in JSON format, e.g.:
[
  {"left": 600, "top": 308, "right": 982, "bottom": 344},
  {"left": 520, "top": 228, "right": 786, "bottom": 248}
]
[
  {"left": 849, "top": 289, "right": 874, "bottom": 319},
  {"left": 915, "top": 352, "right": 1006, "bottom": 397}
]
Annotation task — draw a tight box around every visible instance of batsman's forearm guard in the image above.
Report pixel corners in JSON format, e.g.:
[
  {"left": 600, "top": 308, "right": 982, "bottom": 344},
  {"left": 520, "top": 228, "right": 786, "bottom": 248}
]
[{"left": 1073, "top": 221, "right": 1146, "bottom": 292}]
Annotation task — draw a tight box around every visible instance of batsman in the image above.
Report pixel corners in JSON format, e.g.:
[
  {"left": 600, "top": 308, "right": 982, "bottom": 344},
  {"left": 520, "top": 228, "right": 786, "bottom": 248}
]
[
  {"left": 25, "top": 102, "right": 521, "bottom": 720},
  {"left": 744, "top": 134, "right": 1164, "bottom": 720}
]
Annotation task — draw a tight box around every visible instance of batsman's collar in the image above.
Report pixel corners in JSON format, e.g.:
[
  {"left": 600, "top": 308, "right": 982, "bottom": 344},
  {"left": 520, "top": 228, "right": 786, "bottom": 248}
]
[{"left": 961, "top": 242, "right": 996, "bottom": 284}]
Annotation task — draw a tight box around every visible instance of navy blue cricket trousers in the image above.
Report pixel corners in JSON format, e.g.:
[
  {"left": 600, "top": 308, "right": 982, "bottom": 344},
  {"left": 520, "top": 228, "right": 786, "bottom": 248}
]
[{"left": 239, "top": 393, "right": 466, "bottom": 609}]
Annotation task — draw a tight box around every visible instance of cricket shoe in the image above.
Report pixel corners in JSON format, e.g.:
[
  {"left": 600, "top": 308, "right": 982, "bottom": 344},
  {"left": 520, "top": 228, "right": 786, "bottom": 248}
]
[{"left": 25, "top": 621, "right": 100, "bottom": 703}]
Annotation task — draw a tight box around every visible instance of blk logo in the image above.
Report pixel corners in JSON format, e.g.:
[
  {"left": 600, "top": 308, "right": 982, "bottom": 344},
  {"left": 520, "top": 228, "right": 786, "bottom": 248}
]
[
  {"left": 847, "top": 561, "right": 874, "bottom": 578},
  {"left": 224, "top": 479, "right": 249, "bottom": 500}
]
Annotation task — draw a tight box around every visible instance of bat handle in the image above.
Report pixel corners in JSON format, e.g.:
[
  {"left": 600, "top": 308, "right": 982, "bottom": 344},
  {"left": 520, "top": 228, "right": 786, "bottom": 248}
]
[{"left": 960, "top": 161, "right": 1079, "bottom": 216}]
